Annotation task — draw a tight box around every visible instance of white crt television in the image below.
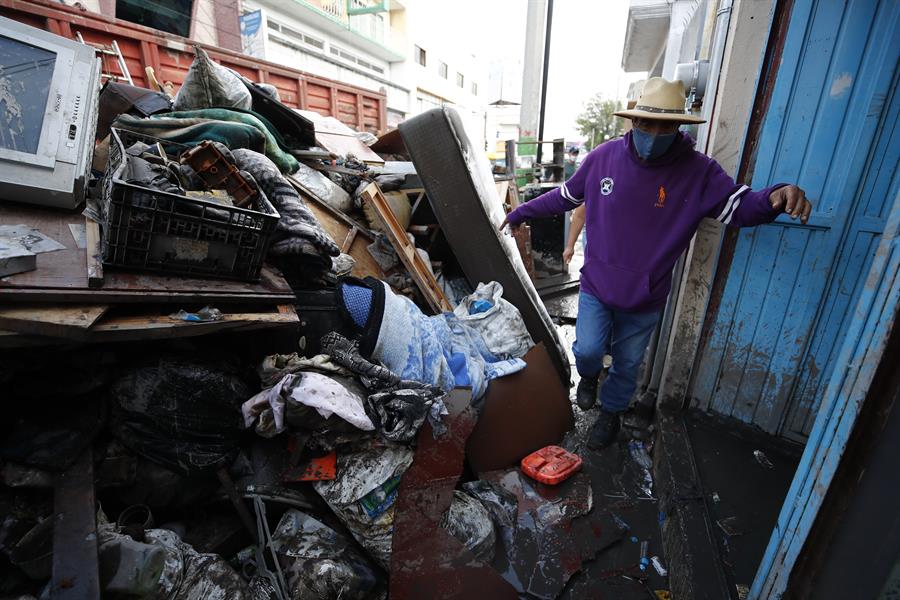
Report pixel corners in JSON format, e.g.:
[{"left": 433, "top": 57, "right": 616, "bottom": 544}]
[{"left": 0, "top": 16, "right": 100, "bottom": 209}]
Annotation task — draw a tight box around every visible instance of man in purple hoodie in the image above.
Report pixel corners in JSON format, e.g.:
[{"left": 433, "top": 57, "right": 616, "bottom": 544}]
[{"left": 500, "top": 77, "right": 811, "bottom": 450}]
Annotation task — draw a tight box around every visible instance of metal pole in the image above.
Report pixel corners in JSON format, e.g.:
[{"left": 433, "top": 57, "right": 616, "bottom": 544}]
[{"left": 536, "top": 0, "right": 554, "bottom": 167}]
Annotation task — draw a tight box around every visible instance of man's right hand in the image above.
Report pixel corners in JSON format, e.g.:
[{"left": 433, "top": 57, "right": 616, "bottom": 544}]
[
  {"left": 498, "top": 216, "right": 519, "bottom": 232},
  {"left": 563, "top": 245, "right": 575, "bottom": 265}
]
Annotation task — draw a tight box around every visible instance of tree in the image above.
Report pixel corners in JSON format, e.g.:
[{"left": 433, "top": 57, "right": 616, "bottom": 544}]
[{"left": 575, "top": 95, "right": 625, "bottom": 150}]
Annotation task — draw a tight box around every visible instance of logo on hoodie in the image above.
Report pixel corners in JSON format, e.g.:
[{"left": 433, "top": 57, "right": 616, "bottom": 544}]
[
  {"left": 655, "top": 186, "right": 666, "bottom": 208},
  {"left": 600, "top": 177, "right": 614, "bottom": 196}
]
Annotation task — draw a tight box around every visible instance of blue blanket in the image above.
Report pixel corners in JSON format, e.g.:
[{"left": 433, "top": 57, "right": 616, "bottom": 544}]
[{"left": 371, "top": 282, "right": 525, "bottom": 401}]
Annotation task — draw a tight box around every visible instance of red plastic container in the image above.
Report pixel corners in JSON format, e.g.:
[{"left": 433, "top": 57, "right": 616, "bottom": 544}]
[{"left": 520, "top": 445, "right": 583, "bottom": 485}]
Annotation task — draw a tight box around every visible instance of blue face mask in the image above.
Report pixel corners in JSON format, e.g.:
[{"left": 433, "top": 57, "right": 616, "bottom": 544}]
[{"left": 632, "top": 128, "right": 678, "bottom": 160}]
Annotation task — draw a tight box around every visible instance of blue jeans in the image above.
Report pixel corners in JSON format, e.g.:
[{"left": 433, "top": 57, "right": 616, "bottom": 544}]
[{"left": 573, "top": 291, "right": 660, "bottom": 413}]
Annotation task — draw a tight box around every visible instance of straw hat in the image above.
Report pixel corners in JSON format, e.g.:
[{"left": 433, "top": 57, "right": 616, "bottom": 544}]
[{"left": 614, "top": 77, "right": 706, "bottom": 124}]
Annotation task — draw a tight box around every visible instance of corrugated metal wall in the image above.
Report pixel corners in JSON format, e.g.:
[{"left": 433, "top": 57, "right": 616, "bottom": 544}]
[{"left": 692, "top": 0, "right": 899, "bottom": 441}]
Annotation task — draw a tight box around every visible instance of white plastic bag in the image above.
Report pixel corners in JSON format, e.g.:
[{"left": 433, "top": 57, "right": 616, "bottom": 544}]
[
  {"left": 453, "top": 281, "right": 535, "bottom": 359},
  {"left": 174, "top": 46, "right": 252, "bottom": 111}
]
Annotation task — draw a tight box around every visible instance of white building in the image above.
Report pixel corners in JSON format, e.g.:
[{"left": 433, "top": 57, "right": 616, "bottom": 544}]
[{"left": 240, "top": 0, "right": 489, "bottom": 145}]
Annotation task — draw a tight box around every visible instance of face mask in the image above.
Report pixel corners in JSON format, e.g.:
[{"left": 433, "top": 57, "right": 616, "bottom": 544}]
[{"left": 632, "top": 128, "right": 677, "bottom": 160}]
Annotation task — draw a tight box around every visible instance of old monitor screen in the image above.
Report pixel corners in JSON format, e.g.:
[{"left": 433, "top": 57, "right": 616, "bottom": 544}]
[{"left": 0, "top": 34, "right": 55, "bottom": 155}]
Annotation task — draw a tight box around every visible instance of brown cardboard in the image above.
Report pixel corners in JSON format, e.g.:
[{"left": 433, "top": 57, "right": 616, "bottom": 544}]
[{"left": 466, "top": 343, "right": 574, "bottom": 474}]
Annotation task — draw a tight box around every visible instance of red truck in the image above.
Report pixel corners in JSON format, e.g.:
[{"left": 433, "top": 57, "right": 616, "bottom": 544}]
[{"left": 0, "top": 0, "right": 388, "bottom": 134}]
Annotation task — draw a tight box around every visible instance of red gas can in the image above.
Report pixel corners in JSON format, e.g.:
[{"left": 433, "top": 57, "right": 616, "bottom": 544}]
[{"left": 520, "top": 445, "right": 583, "bottom": 485}]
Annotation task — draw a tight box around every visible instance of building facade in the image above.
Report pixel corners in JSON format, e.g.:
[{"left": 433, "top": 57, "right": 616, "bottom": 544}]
[{"left": 238, "top": 0, "right": 488, "bottom": 144}]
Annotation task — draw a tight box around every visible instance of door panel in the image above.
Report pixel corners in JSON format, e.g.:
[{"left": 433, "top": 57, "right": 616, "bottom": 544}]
[{"left": 692, "top": 0, "right": 899, "bottom": 439}]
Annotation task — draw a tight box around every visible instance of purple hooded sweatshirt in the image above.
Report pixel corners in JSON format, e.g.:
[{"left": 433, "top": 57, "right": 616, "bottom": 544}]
[{"left": 506, "top": 131, "right": 785, "bottom": 313}]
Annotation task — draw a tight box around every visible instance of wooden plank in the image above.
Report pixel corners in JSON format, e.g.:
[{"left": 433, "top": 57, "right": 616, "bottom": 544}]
[
  {"left": 494, "top": 181, "right": 510, "bottom": 206},
  {"left": 507, "top": 181, "right": 521, "bottom": 210},
  {"left": 51, "top": 448, "right": 99, "bottom": 600},
  {"left": 85, "top": 217, "right": 103, "bottom": 288},
  {"left": 0, "top": 304, "right": 108, "bottom": 339},
  {"left": 0, "top": 304, "right": 299, "bottom": 344},
  {"left": 359, "top": 183, "right": 452, "bottom": 313},
  {"left": 340, "top": 227, "right": 359, "bottom": 253},
  {"left": 87, "top": 304, "right": 298, "bottom": 341}
]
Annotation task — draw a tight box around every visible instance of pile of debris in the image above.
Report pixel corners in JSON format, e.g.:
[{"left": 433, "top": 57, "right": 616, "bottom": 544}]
[{"left": 0, "top": 40, "right": 635, "bottom": 599}]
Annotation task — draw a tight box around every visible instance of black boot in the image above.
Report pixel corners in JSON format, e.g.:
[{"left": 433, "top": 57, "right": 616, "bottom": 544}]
[
  {"left": 576, "top": 375, "right": 599, "bottom": 410},
  {"left": 587, "top": 409, "right": 621, "bottom": 450}
]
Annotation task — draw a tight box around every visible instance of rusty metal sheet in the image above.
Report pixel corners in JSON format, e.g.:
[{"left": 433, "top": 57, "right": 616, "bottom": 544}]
[
  {"left": 466, "top": 343, "right": 574, "bottom": 474},
  {"left": 482, "top": 468, "right": 628, "bottom": 599},
  {"left": 390, "top": 387, "right": 517, "bottom": 600}
]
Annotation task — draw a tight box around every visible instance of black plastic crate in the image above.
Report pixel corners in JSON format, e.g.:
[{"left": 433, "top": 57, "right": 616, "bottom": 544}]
[{"left": 101, "top": 128, "right": 280, "bottom": 281}]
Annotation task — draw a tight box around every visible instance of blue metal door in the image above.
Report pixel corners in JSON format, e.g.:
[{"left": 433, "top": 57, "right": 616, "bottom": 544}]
[{"left": 692, "top": 0, "right": 900, "bottom": 440}]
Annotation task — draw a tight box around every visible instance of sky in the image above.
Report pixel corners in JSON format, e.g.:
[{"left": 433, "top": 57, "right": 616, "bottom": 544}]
[{"left": 448, "top": 0, "right": 646, "bottom": 142}]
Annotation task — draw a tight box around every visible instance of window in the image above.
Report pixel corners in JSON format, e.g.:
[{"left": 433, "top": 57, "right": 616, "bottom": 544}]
[
  {"left": 329, "top": 44, "right": 387, "bottom": 76},
  {"left": 471, "top": 82, "right": 478, "bottom": 95},
  {"left": 415, "top": 45, "right": 426, "bottom": 66},
  {"left": 456, "top": 72, "right": 464, "bottom": 87},
  {"left": 117, "top": 0, "right": 193, "bottom": 38},
  {"left": 303, "top": 34, "right": 324, "bottom": 50},
  {"left": 267, "top": 18, "right": 325, "bottom": 51},
  {"left": 438, "top": 61, "right": 448, "bottom": 78}
]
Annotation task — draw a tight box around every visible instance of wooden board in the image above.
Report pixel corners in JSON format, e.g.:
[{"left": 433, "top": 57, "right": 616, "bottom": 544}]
[
  {"left": 295, "top": 109, "right": 384, "bottom": 164},
  {"left": 85, "top": 217, "right": 103, "bottom": 288},
  {"left": 0, "top": 304, "right": 109, "bottom": 339},
  {"left": 359, "top": 183, "right": 452, "bottom": 313},
  {"left": 0, "top": 203, "right": 294, "bottom": 304},
  {"left": 288, "top": 179, "right": 388, "bottom": 281},
  {"left": 0, "top": 304, "right": 298, "bottom": 345}
]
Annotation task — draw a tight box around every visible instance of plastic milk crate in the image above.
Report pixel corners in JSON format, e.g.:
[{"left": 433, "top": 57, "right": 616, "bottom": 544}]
[{"left": 101, "top": 128, "right": 280, "bottom": 282}]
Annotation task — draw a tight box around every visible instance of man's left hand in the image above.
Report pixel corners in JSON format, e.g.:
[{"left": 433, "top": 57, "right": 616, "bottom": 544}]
[{"left": 769, "top": 185, "right": 812, "bottom": 224}]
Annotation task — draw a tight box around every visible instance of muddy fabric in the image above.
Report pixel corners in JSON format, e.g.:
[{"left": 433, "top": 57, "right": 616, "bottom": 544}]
[
  {"left": 320, "top": 332, "right": 399, "bottom": 389},
  {"left": 231, "top": 149, "right": 339, "bottom": 260},
  {"left": 321, "top": 332, "right": 449, "bottom": 439},
  {"left": 258, "top": 353, "right": 351, "bottom": 388},
  {"left": 114, "top": 114, "right": 267, "bottom": 159},
  {"left": 97, "top": 521, "right": 249, "bottom": 600},
  {"left": 364, "top": 387, "right": 444, "bottom": 444},
  {"left": 290, "top": 372, "right": 373, "bottom": 431},
  {"left": 313, "top": 444, "right": 414, "bottom": 568},
  {"left": 241, "top": 374, "right": 296, "bottom": 437},
  {"left": 162, "top": 109, "right": 299, "bottom": 173},
  {"left": 271, "top": 509, "right": 382, "bottom": 599},
  {"left": 146, "top": 528, "right": 249, "bottom": 600},
  {"left": 123, "top": 153, "right": 184, "bottom": 195},
  {"left": 366, "top": 233, "right": 400, "bottom": 272},
  {"left": 291, "top": 161, "right": 353, "bottom": 213},
  {"left": 243, "top": 372, "right": 373, "bottom": 436},
  {"left": 440, "top": 490, "right": 496, "bottom": 564},
  {"left": 108, "top": 358, "right": 249, "bottom": 474},
  {"left": 461, "top": 480, "right": 518, "bottom": 535},
  {"left": 174, "top": 46, "right": 252, "bottom": 113},
  {"left": 453, "top": 281, "right": 534, "bottom": 359}
]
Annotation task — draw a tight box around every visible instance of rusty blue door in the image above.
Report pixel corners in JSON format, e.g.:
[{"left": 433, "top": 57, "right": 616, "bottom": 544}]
[{"left": 692, "top": 0, "right": 900, "bottom": 441}]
